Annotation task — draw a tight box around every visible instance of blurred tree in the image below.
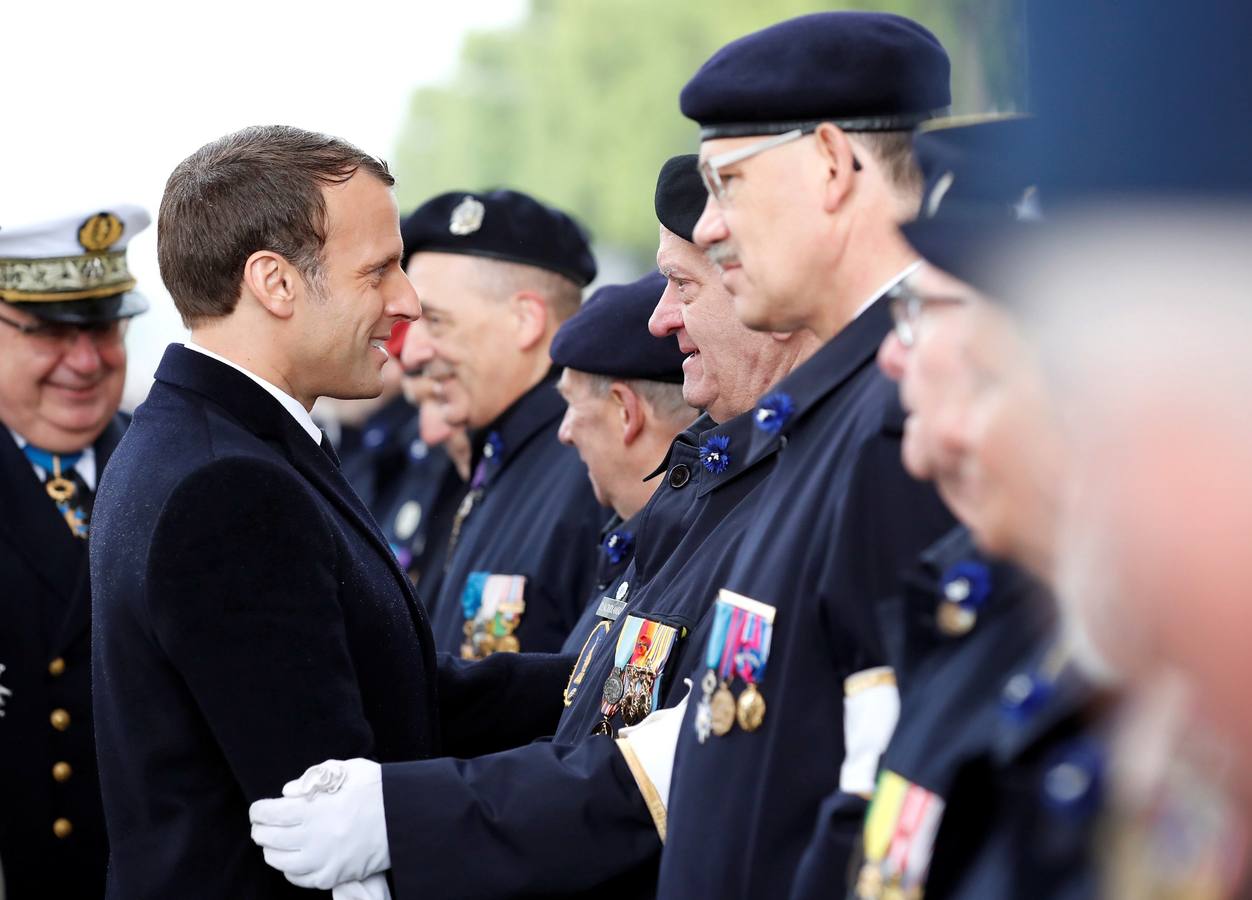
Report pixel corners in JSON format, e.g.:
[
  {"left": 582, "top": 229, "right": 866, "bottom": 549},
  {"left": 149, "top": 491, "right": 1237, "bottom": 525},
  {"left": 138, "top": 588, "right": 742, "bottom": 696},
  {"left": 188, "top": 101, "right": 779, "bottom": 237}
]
[{"left": 393, "top": 0, "right": 1023, "bottom": 269}]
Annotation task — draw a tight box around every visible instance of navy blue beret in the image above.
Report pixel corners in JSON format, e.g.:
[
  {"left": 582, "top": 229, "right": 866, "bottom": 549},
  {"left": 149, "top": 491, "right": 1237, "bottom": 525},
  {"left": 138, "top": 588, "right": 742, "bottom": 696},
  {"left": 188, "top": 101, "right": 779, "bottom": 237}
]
[
  {"left": 550, "top": 271, "right": 684, "bottom": 384},
  {"left": 681, "top": 12, "right": 951, "bottom": 140},
  {"left": 902, "top": 116, "right": 1040, "bottom": 297},
  {"left": 401, "top": 189, "right": 597, "bottom": 287},
  {"left": 654, "top": 155, "right": 704, "bottom": 243}
]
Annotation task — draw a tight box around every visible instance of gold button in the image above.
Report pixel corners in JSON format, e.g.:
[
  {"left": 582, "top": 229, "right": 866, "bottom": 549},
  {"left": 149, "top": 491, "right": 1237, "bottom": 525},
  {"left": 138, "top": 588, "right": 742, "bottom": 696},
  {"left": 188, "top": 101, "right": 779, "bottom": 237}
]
[
  {"left": 50, "top": 709, "right": 70, "bottom": 731},
  {"left": 52, "top": 761, "right": 72, "bottom": 782},
  {"left": 48, "top": 657, "right": 66, "bottom": 677},
  {"left": 53, "top": 818, "right": 73, "bottom": 839}
]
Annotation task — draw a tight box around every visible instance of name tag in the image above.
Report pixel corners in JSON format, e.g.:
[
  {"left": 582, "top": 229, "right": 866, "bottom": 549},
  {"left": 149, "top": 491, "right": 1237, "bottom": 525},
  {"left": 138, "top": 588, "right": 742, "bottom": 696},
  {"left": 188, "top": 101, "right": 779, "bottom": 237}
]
[{"left": 596, "top": 596, "right": 628, "bottom": 621}]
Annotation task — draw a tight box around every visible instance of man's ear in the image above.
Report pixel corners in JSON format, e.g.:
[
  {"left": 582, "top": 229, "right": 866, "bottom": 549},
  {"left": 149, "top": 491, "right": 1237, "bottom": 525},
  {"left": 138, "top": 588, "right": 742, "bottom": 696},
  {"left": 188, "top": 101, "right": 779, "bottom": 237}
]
[
  {"left": 242, "top": 250, "right": 301, "bottom": 320},
  {"left": 510, "top": 291, "right": 550, "bottom": 351},
  {"left": 610, "top": 382, "right": 645, "bottom": 446},
  {"left": 813, "top": 123, "right": 858, "bottom": 215}
]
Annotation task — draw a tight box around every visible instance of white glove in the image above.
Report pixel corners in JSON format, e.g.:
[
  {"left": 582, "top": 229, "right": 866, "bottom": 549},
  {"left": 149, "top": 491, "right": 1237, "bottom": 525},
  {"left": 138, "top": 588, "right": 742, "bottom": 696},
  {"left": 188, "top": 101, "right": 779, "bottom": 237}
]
[
  {"left": 839, "top": 667, "right": 900, "bottom": 797},
  {"left": 249, "top": 758, "right": 391, "bottom": 890},
  {"left": 332, "top": 873, "right": 391, "bottom": 900},
  {"left": 615, "top": 681, "right": 691, "bottom": 840}
]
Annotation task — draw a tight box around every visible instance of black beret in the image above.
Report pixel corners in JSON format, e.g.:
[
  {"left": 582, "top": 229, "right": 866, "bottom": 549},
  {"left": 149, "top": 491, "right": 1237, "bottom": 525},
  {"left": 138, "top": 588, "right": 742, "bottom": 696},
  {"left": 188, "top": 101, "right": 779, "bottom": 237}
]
[
  {"left": 654, "top": 155, "right": 705, "bottom": 243},
  {"left": 550, "top": 271, "right": 684, "bottom": 384},
  {"left": 681, "top": 12, "right": 951, "bottom": 140},
  {"left": 902, "top": 116, "right": 1040, "bottom": 297},
  {"left": 401, "top": 189, "right": 597, "bottom": 287}
]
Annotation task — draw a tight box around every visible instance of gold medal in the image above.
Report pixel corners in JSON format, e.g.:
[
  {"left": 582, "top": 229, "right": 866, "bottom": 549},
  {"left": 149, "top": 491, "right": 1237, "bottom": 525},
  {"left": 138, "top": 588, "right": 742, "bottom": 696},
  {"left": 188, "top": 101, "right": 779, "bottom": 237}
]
[
  {"left": 736, "top": 683, "right": 767, "bottom": 732},
  {"left": 495, "top": 634, "right": 520, "bottom": 653},
  {"left": 856, "top": 862, "right": 884, "bottom": 899},
  {"left": 463, "top": 620, "right": 476, "bottom": 637},
  {"left": 936, "top": 600, "right": 976, "bottom": 636},
  {"left": 710, "top": 682, "right": 736, "bottom": 736}
]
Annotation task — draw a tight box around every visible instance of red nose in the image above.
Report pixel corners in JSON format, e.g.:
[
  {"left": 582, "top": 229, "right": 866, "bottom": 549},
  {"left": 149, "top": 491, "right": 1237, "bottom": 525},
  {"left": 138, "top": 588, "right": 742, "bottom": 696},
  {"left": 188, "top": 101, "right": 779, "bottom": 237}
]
[{"left": 386, "top": 321, "right": 410, "bottom": 357}]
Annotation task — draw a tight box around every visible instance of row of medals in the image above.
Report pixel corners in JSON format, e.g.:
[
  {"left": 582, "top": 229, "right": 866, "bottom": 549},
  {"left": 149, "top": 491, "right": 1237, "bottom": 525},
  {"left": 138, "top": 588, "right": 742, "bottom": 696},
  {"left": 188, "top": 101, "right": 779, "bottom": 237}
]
[
  {"left": 462, "top": 619, "right": 519, "bottom": 659},
  {"left": 595, "top": 664, "right": 655, "bottom": 734},
  {"left": 699, "top": 669, "right": 766, "bottom": 738}
]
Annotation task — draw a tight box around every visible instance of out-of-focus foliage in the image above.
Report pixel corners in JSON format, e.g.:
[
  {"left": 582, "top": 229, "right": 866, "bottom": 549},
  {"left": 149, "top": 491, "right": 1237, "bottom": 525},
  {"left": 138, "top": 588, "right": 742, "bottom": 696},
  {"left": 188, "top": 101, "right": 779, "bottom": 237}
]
[{"left": 393, "top": 0, "right": 1023, "bottom": 268}]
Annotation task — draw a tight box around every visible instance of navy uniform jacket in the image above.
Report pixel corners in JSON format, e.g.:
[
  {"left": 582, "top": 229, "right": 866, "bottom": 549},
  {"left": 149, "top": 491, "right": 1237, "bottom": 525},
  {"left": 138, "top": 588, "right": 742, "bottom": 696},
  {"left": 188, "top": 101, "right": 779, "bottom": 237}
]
[
  {"left": 659, "top": 296, "right": 955, "bottom": 899},
  {"left": 559, "top": 510, "right": 644, "bottom": 657},
  {"left": 371, "top": 417, "right": 468, "bottom": 611},
  {"left": 90, "top": 345, "right": 442, "bottom": 900},
  {"left": 430, "top": 372, "right": 606, "bottom": 655},
  {"left": 0, "top": 418, "right": 125, "bottom": 899},
  {"left": 379, "top": 408, "right": 785, "bottom": 898},
  {"left": 790, "top": 526, "right": 1102, "bottom": 899}
]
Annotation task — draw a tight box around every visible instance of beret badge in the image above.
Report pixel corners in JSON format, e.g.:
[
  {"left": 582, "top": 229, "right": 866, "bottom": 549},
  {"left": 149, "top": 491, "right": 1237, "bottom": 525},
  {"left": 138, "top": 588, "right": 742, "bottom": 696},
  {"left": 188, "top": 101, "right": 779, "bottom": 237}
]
[{"left": 449, "top": 195, "right": 486, "bottom": 236}]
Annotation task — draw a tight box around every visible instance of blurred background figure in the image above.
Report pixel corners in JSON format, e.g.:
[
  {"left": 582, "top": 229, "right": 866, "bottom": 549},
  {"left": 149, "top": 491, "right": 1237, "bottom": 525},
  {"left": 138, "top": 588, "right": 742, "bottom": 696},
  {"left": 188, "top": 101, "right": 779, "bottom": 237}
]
[
  {"left": 1005, "top": 1, "right": 1252, "bottom": 896},
  {"left": 825, "top": 116, "right": 1110, "bottom": 900},
  {"left": 370, "top": 318, "right": 472, "bottom": 607},
  {"left": 0, "top": 204, "right": 150, "bottom": 899},
  {"left": 1022, "top": 218, "right": 1252, "bottom": 900}
]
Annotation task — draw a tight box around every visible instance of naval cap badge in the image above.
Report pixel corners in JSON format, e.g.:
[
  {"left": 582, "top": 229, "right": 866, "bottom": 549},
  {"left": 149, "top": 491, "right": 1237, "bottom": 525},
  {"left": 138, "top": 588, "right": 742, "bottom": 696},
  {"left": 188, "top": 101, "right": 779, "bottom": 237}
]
[
  {"left": 449, "top": 195, "right": 485, "bottom": 236},
  {"left": 78, "top": 211, "right": 125, "bottom": 253}
]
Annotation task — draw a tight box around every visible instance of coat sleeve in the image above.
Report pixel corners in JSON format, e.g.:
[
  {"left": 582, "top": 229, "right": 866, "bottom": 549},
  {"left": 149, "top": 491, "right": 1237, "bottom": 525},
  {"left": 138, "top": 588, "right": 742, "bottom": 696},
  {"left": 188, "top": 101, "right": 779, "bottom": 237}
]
[
  {"left": 144, "top": 457, "right": 376, "bottom": 801},
  {"left": 435, "top": 651, "right": 575, "bottom": 758},
  {"left": 382, "top": 737, "right": 659, "bottom": 899}
]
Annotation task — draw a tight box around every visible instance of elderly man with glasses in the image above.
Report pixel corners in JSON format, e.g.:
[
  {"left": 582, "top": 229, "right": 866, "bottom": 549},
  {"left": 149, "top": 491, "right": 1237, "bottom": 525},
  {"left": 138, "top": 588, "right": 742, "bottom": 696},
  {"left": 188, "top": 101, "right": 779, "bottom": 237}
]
[
  {"left": 0, "top": 205, "right": 150, "bottom": 899},
  {"left": 655, "top": 13, "right": 957, "bottom": 899}
]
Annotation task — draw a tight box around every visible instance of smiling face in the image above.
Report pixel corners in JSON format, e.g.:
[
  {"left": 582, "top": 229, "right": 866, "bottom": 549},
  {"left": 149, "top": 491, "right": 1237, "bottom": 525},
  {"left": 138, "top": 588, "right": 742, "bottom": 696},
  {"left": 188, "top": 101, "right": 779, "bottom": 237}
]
[
  {"left": 405, "top": 252, "right": 529, "bottom": 430},
  {"left": 292, "top": 172, "right": 419, "bottom": 403},
  {"left": 0, "top": 305, "right": 128, "bottom": 452},
  {"left": 651, "top": 225, "right": 794, "bottom": 423}
]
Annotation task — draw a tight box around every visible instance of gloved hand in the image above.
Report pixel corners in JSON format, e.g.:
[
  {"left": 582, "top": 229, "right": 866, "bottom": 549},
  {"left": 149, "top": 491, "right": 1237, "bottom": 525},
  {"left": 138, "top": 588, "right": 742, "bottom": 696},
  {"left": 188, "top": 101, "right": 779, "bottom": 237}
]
[
  {"left": 249, "top": 758, "right": 391, "bottom": 890},
  {"left": 332, "top": 873, "right": 391, "bottom": 900}
]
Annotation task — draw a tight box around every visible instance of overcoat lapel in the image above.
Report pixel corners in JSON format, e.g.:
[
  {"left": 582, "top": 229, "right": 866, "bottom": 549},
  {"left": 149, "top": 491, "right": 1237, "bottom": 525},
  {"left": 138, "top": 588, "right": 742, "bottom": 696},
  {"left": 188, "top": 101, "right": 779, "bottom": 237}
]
[{"left": 153, "top": 345, "right": 427, "bottom": 627}]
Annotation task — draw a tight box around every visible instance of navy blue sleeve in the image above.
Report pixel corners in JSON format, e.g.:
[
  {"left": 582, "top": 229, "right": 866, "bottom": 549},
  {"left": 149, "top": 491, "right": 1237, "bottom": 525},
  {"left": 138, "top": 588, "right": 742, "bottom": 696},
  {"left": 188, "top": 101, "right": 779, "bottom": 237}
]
[
  {"left": 435, "top": 651, "right": 574, "bottom": 757},
  {"left": 382, "top": 737, "right": 659, "bottom": 898}
]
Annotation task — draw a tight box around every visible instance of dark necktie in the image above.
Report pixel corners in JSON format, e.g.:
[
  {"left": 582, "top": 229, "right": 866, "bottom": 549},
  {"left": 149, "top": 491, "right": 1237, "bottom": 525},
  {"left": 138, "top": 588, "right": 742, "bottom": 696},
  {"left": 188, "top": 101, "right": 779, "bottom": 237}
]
[
  {"left": 22, "top": 446, "right": 93, "bottom": 539},
  {"left": 319, "top": 430, "right": 342, "bottom": 468}
]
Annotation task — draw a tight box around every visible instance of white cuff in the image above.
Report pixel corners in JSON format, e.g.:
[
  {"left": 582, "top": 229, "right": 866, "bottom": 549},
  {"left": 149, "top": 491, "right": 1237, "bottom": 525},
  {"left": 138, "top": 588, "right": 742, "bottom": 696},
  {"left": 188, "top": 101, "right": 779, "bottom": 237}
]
[
  {"left": 839, "top": 667, "right": 900, "bottom": 797},
  {"left": 615, "top": 680, "right": 692, "bottom": 842}
]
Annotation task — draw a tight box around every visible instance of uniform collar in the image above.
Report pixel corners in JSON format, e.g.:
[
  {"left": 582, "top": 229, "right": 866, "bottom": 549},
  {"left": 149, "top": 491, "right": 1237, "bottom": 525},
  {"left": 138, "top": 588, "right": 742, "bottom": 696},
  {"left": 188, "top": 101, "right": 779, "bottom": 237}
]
[
  {"left": 693, "top": 404, "right": 782, "bottom": 498},
  {"left": 468, "top": 368, "right": 565, "bottom": 477},
  {"left": 7, "top": 427, "right": 99, "bottom": 490},
  {"left": 645, "top": 412, "right": 714, "bottom": 482},
  {"left": 745, "top": 281, "right": 898, "bottom": 456}
]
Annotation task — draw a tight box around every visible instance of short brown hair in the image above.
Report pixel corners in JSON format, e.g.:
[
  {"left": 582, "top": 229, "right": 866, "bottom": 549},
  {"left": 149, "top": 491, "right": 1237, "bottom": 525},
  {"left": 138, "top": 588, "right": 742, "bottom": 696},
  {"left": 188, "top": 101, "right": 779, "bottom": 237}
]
[
  {"left": 849, "top": 130, "right": 923, "bottom": 197},
  {"left": 158, "top": 125, "right": 394, "bottom": 326}
]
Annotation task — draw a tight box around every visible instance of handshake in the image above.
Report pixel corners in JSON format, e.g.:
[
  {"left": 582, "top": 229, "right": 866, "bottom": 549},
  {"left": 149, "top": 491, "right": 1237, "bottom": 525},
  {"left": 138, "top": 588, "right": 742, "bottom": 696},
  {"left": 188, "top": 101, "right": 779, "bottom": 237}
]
[{"left": 249, "top": 759, "right": 392, "bottom": 900}]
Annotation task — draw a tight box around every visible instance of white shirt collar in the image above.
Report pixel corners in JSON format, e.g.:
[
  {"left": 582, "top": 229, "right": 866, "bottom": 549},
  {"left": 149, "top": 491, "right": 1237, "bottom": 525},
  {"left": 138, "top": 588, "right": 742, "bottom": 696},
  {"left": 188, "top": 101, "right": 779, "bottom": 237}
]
[
  {"left": 8, "top": 428, "right": 98, "bottom": 491},
  {"left": 183, "top": 342, "right": 323, "bottom": 445},
  {"left": 851, "top": 260, "right": 923, "bottom": 321}
]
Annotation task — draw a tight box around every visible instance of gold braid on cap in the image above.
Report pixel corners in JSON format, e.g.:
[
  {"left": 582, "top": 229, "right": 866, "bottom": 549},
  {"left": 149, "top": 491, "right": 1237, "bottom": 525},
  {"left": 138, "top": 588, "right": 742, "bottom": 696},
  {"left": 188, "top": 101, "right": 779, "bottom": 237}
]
[{"left": 0, "top": 251, "right": 135, "bottom": 302}]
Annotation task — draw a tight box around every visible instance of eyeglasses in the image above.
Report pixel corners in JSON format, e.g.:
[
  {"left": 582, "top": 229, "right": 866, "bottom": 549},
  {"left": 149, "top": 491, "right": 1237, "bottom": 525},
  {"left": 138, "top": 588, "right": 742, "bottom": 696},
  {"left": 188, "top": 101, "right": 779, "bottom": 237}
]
[
  {"left": 698, "top": 128, "right": 863, "bottom": 204},
  {"left": 887, "top": 281, "right": 968, "bottom": 348},
  {"left": 0, "top": 309, "right": 129, "bottom": 349}
]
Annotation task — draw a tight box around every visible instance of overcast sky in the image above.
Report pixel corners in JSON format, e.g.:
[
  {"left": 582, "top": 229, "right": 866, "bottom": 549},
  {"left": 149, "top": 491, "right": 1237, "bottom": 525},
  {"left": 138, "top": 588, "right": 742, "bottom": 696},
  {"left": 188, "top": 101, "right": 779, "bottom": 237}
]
[{"left": 2, "top": 0, "right": 525, "bottom": 406}]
